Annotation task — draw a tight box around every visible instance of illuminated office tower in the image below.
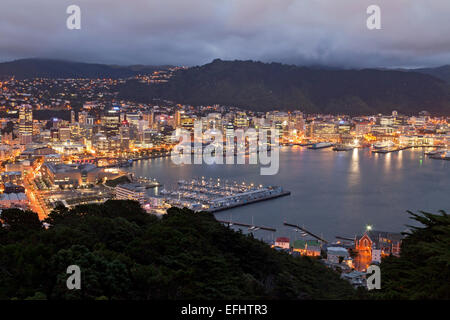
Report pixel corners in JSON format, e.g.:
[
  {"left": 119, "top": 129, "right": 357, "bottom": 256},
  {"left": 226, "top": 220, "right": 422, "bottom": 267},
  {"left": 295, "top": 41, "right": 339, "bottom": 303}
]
[
  {"left": 174, "top": 110, "right": 183, "bottom": 128},
  {"left": 143, "top": 111, "right": 154, "bottom": 129},
  {"left": 119, "top": 126, "right": 131, "bottom": 151},
  {"left": 101, "top": 108, "right": 121, "bottom": 137},
  {"left": 19, "top": 104, "right": 33, "bottom": 144},
  {"left": 71, "top": 110, "right": 76, "bottom": 124},
  {"left": 225, "top": 122, "right": 234, "bottom": 140},
  {"left": 78, "top": 111, "right": 88, "bottom": 125},
  {"left": 59, "top": 127, "right": 71, "bottom": 142},
  {"left": 234, "top": 112, "right": 249, "bottom": 128}
]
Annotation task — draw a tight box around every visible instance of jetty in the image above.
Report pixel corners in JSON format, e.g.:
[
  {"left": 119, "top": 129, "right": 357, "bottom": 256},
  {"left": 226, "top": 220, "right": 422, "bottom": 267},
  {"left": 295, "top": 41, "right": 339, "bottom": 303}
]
[
  {"left": 218, "top": 220, "right": 276, "bottom": 232},
  {"left": 283, "top": 222, "right": 328, "bottom": 244}
]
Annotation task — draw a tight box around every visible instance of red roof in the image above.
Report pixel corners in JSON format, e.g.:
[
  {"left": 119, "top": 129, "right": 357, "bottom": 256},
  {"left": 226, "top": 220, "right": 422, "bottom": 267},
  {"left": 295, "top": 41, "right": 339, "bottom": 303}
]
[{"left": 276, "top": 237, "right": 290, "bottom": 243}]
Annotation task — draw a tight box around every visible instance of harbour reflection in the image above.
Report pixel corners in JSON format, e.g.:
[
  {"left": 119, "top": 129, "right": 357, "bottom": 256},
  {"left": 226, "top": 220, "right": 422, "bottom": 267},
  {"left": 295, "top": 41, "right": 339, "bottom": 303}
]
[{"left": 128, "top": 147, "right": 450, "bottom": 240}]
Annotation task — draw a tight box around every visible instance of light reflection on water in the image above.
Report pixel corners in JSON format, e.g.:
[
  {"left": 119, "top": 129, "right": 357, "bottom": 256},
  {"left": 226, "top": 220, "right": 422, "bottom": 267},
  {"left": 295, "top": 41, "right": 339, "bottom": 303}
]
[{"left": 128, "top": 147, "right": 449, "bottom": 242}]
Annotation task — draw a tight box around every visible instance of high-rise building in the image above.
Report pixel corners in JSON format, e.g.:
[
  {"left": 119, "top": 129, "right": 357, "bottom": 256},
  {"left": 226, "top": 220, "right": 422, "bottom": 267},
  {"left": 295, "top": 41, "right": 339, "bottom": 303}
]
[
  {"left": 59, "top": 127, "right": 71, "bottom": 142},
  {"left": 19, "top": 105, "right": 33, "bottom": 145},
  {"left": 234, "top": 112, "right": 249, "bottom": 128},
  {"left": 143, "top": 111, "right": 154, "bottom": 129},
  {"left": 174, "top": 110, "right": 183, "bottom": 128},
  {"left": 71, "top": 110, "right": 76, "bottom": 124},
  {"left": 101, "top": 108, "right": 120, "bottom": 137},
  {"left": 119, "top": 126, "right": 131, "bottom": 151},
  {"left": 78, "top": 111, "right": 88, "bottom": 125}
]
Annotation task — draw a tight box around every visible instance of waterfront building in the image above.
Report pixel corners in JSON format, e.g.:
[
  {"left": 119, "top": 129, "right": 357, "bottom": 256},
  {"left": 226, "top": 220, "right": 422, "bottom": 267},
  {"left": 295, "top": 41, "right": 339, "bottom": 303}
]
[
  {"left": 274, "top": 237, "right": 290, "bottom": 250},
  {"left": 292, "top": 239, "right": 321, "bottom": 257},
  {"left": 312, "top": 122, "right": 338, "bottom": 140},
  {"left": 115, "top": 183, "right": 146, "bottom": 204},
  {"left": 92, "top": 133, "right": 109, "bottom": 154},
  {"left": 41, "top": 163, "right": 102, "bottom": 188},
  {"left": 354, "top": 122, "right": 372, "bottom": 137},
  {"left": 337, "top": 122, "right": 352, "bottom": 135},
  {"left": 399, "top": 135, "right": 435, "bottom": 146}
]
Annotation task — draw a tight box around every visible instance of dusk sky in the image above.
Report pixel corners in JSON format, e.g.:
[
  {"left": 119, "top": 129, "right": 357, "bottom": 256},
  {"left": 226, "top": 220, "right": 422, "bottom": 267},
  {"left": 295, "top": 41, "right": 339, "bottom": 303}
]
[{"left": 1, "top": 0, "right": 449, "bottom": 68}]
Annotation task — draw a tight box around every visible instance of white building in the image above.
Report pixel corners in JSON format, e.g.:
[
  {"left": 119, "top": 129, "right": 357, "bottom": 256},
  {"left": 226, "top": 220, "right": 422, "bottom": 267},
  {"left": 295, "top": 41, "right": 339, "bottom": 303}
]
[
  {"left": 327, "top": 247, "right": 349, "bottom": 264},
  {"left": 372, "top": 249, "right": 382, "bottom": 263},
  {"left": 115, "top": 183, "right": 146, "bottom": 204}
]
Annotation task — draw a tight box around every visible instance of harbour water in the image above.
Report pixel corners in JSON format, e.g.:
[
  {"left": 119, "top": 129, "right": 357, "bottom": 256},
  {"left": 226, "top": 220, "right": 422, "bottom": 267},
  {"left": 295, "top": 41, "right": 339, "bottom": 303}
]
[{"left": 127, "top": 146, "right": 450, "bottom": 242}]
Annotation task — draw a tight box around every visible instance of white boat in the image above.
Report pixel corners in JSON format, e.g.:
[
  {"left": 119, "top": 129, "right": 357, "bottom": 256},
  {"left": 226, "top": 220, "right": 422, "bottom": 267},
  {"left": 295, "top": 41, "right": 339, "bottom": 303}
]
[
  {"left": 425, "top": 149, "right": 444, "bottom": 156},
  {"left": 373, "top": 141, "right": 395, "bottom": 149},
  {"left": 333, "top": 144, "right": 354, "bottom": 151},
  {"left": 308, "top": 142, "right": 334, "bottom": 149}
]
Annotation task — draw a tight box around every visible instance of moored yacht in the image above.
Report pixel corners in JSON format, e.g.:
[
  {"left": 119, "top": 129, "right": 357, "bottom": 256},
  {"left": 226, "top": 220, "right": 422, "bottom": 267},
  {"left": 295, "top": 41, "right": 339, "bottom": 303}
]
[
  {"left": 373, "top": 141, "right": 395, "bottom": 149},
  {"left": 308, "top": 142, "right": 334, "bottom": 149}
]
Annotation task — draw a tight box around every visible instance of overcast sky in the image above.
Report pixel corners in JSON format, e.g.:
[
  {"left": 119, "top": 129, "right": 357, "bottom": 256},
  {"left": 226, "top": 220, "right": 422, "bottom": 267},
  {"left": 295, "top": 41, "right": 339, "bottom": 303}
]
[{"left": 0, "top": 0, "right": 449, "bottom": 68}]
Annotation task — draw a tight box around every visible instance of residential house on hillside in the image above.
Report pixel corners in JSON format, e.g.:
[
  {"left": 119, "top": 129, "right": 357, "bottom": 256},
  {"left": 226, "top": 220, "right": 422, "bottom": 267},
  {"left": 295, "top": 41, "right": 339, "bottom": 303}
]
[{"left": 292, "top": 239, "right": 321, "bottom": 257}]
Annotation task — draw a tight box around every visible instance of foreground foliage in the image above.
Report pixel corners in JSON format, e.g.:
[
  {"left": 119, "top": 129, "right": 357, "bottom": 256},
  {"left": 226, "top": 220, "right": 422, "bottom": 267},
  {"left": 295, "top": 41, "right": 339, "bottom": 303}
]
[
  {"left": 0, "top": 201, "right": 357, "bottom": 300},
  {"left": 372, "top": 210, "right": 450, "bottom": 299}
]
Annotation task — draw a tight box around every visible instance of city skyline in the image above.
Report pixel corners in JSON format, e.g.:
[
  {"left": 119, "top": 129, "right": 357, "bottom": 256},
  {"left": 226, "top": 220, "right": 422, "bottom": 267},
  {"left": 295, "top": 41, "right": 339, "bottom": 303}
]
[{"left": 0, "top": 0, "right": 449, "bottom": 303}]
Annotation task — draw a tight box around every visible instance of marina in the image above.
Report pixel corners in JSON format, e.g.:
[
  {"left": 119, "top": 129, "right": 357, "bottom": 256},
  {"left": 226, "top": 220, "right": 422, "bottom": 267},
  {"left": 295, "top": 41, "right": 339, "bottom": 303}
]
[
  {"left": 127, "top": 146, "right": 449, "bottom": 241},
  {"left": 156, "top": 178, "right": 290, "bottom": 213}
]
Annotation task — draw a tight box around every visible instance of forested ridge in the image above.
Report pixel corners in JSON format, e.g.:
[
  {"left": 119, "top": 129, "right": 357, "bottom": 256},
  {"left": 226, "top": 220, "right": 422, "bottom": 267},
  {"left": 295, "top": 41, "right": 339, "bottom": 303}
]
[{"left": 0, "top": 201, "right": 357, "bottom": 300}]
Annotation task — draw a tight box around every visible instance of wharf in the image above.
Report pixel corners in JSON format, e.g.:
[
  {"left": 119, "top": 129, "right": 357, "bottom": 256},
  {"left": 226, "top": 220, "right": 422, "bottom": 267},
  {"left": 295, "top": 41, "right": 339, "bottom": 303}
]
[
  {"left": 372, "top": 145, "right": 434, "bottom": 154},
  {"left": 207, "top": 190, "right": 291, "bottom": 213},
  {"left": 217, "top": 220, "right": 276, "bottom": 232}
]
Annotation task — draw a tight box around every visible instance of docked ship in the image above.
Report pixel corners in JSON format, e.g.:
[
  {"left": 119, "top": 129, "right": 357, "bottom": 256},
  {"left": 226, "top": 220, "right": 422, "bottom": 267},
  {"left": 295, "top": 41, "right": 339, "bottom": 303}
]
[
  {"left": 333, "top": 144, "right": 354, "bottom": 151},
  {"left": 308, "top": 142, "right": 334, "bottom": 150},
  {"left": 425, "top": 149, "right": 444, "bottom": 156},
  {"left": 373, "top": 141, "right": 395, "bottom": 149}
]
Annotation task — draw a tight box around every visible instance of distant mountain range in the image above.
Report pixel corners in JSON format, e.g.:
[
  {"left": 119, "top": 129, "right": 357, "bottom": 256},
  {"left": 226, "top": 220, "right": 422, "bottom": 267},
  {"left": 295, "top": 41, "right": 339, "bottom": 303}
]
[
  {"left": 0, "top": 58, "right": 171, "bottom": 79},
  {"left": 119, "top": 59, "right": 450, "bottom": 115},
  {"left": 1, "top": 58, "right": 449, "bottom": 115},
  {"left": 413, "top": 65, "right": 450, "bottom": 83}
]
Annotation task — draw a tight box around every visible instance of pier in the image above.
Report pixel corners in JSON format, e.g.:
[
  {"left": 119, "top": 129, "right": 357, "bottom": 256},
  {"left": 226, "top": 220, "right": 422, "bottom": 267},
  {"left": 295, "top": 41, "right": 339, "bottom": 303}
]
[
  {"left": 283, "top": 222, "right": 328, "bottom": 243},
  {"left": 207, "top": 190, "right": 291, "bottom": 213},
  {"left": 372, "top": 145, "right": 436, "bottom": 154},
  {"left": 159, "top": 178, "right": 291, "bottom": 213},
  {"left": 217, "top": 220, "right": 276, "bottom": 232}
]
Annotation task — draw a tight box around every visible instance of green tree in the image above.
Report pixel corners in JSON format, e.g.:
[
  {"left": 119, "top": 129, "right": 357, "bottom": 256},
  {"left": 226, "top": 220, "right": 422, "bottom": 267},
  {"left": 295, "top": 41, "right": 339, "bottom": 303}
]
[{"left": 372, "top": 210, "right": 450, "bottom": 299}]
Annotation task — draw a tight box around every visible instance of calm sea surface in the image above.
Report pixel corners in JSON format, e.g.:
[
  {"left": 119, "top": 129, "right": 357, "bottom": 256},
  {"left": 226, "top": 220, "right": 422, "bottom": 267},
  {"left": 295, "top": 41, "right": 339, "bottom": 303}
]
[{"left": 127, "top": 147, "right": 450, "bottom": 242}]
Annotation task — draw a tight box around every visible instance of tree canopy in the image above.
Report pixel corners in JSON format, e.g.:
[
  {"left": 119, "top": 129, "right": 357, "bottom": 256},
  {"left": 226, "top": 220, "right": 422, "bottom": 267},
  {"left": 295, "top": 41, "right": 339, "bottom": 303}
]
[
  {"left": 0, "top": 200, "right": 357, "bottom": 300},
  {"left": 371, "top": 210, "right": 450, "bottom": 299}
]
